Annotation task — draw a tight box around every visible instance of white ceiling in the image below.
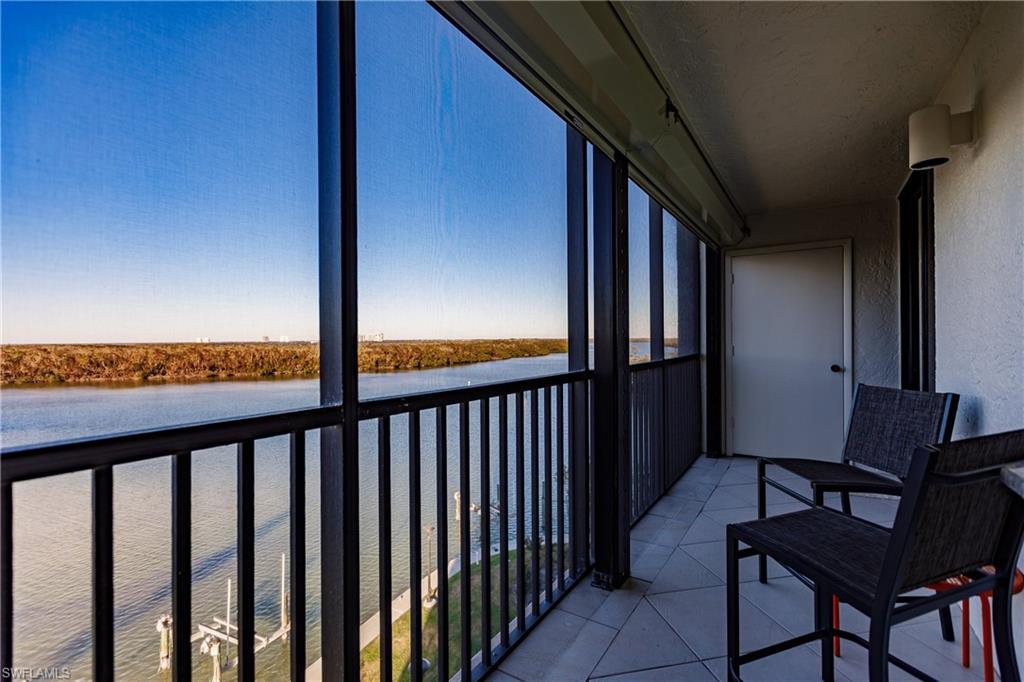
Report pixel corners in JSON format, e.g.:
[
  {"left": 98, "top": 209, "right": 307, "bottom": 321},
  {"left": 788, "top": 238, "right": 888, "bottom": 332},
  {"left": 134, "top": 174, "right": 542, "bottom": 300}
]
[{"left": 621, "top": 2, "right": 983, "bottom": 215}]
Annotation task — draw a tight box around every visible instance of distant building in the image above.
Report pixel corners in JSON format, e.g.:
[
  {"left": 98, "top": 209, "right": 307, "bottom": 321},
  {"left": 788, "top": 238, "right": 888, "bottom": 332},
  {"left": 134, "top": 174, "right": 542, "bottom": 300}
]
[
  {"left": 195, "top": 336, "right": 211, "bottom": 343},
  {"left": 358, "top": 332, "right": 384, "bottom": 342},
  {"left": 279, "top": 335, "right": 290, "bottom": 342}
]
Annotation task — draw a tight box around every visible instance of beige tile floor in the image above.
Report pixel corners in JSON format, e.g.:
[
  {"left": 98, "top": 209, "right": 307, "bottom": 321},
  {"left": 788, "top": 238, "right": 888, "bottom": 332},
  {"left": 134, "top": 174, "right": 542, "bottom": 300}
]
[{"left": 497, "top": 456, "right": 993, "bottom": 681}]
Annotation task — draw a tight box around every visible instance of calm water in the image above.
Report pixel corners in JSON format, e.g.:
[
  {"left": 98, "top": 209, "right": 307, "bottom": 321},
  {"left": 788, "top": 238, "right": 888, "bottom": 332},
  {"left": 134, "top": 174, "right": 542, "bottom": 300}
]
[{"left": 1, "top": 351, "right": 596, "bottom": 680}]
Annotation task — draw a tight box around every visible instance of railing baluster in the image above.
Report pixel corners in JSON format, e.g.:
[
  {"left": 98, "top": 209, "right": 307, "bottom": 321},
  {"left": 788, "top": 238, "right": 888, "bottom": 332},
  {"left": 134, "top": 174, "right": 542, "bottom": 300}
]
[
  {"left": 647, "top": 372, "right": 654, "bottom": 510},
  {"left": 515, "top": 391, "right": 526, "bottom": 633},
  {"left": 93, "top": 465, "right": 114, "bottom": 682},
  {"left": 289, "top": 432, "right": 306, "bottom": 680},
  {"left": 436, "top": 407, "right": 449, "bottom": 680},
  {"left": 657, "top": 369, "right": 663, "bottom": 493},
  {"left": 237, "top": 440, "right": 255, "bottom": 681},
  {"left": 637, "top": 373, "right": 643, "bottom": 519},
  {"left": 498, "top": 395, "right": 510, "bottom": 649},
  {"left": 587, "top": 380, "right": 595, "bottom": 566},
  {"left": 645, "top": 373, "right": 649, "bottom": 512},
  {"left": 654, "top": 371, "right": 660, "bottom": 496},
  {"left": 663, "top": 371, "right": 668, "bottom": 484},
  {"left": 633, "top": 373, "right": 639, "bottom": 520},
  {"left": 378, "top": 416, "right": 393, "bottom": 681},
  {"left": 638, "top": 372, "right": 643, "bottom": 517},
  {"left": 636, "top": 371, "right": 641, "bottom": 518},
  {"left": 672, "top": 364, "right": 680, "bottom": 477},
  {"left": 647, "top": 372, "right": 653, "bottom": 512},
  {"left": 630, "top": 374, "right": 638, "bottom": 521},
  {"left": 172, "top": 452, "right": 192, "bottom": 680},
  {"left": 479, "top": 398, "right": 492, "bottom": 668},
  {"left": 670, "top": 366, "right": 678, "bottom": 479},
  {"left": 0, "top": 481, "right": 11, "bottom": 673},
  {"left": 658, "top": 368, "right": 665, "bottom": 495},
  {"left": 665, "top": 368, "right": 672, "bottom": 480},
  {"left": 530, "top": 389, "right": 540, "bottom": 617},
  {"left": 543, "top": 386, "right": 553, "bottom": 603},
  {"left": 458, "top": 402, "right": 472, "bottom": 679},
  {"left": 409, "top": 411, "right": 423, "bottom": 682},
  {"left": 644, "top": 371, "right": 650, "bottom": 513},
  {"left": 568, "top": 383, "right": 577, "bottom": 577},
  {"left": 556, "top": 384, "right": 565, "bottom": 592}
]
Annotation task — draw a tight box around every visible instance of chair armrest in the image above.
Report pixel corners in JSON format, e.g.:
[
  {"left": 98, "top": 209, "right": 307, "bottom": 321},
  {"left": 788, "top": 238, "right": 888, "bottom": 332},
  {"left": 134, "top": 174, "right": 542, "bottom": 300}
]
[{"left": 812, "top": 480, "right": 901, "bottom": 496}]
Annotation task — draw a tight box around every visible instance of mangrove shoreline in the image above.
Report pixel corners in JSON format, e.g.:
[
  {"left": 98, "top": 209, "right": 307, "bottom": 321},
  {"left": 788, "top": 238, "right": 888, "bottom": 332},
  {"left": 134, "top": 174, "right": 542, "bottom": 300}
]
[{"left": 0, "top": 339, "right": 570, "bottom": 387}]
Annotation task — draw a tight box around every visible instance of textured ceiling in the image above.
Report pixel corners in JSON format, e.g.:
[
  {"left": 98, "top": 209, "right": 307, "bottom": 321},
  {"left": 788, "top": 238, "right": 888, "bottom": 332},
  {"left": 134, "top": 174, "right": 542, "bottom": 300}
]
[{"left": 621, "top": 2, "right": 983, "bottom": 215}]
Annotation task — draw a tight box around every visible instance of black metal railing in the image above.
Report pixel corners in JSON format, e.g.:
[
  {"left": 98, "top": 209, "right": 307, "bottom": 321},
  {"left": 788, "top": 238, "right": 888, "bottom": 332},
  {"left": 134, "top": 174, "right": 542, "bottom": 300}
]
[
  {"left": 0, "top": 350, "right": 706, "bottom": 677},
  {"left": 358, "top": 371, "right": 591, "bottom": 680},
  {"left": 1, "top": 406, "right": 342, "bottom": 681},
  {"left": 0, "top": 370, "right": 592, "bottom": 681},
  {"left": 628, "top": 354, "right": 703, "bottom": 523}
]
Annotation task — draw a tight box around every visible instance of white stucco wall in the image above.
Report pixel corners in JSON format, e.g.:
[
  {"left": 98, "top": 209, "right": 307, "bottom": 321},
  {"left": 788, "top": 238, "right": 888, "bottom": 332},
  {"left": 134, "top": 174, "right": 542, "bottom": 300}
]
[
  {"left": 932, "top": 2, "right": 1024, "bottom": 439},
  {"left": 929, "top": 2, "right": 1024, "bottom": 668},
  {"left": 740, "top": 201, "right": 900, "bottom": 390}
]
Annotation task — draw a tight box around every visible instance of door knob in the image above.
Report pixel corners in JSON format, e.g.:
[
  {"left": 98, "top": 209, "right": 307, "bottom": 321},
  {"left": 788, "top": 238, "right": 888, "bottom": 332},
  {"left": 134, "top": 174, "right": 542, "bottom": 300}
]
[{"left": 830, "top": 364, "right": 843, "bottom": 373}]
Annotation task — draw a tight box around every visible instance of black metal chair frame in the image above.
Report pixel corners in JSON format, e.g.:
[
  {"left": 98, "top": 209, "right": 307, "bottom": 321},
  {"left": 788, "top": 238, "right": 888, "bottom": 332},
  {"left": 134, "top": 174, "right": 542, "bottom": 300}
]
[
  {"left": 755, "top": 385, "right": 960, "bottom": 637},
  {"left": 756, "top": 386, "right": 959, "bottom": 532},
  {"left": 727, "top": 439, "right": 1024, "bottom": 682}
]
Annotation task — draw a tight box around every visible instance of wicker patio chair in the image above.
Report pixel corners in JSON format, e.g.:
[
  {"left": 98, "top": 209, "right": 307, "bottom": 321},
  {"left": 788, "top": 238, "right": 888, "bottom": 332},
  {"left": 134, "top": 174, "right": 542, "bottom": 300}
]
[
  {"left": 756, "top": 384, "right": 959, "bottom": 583},
  {"left": 728, "top": 429, "right": 1024, "bottom": 682}
]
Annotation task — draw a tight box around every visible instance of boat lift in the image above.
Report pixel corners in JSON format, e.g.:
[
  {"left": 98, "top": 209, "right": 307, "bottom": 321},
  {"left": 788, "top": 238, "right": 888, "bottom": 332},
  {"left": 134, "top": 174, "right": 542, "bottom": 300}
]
[{"left": 156, "top": 553, "right": 291, "bottom": 680}]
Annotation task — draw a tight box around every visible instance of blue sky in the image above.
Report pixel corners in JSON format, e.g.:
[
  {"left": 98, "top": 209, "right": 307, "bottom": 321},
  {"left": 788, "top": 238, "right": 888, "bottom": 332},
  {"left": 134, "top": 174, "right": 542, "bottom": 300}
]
[{"left": 1, "top": 1, "right": 571, "bottom": 343}]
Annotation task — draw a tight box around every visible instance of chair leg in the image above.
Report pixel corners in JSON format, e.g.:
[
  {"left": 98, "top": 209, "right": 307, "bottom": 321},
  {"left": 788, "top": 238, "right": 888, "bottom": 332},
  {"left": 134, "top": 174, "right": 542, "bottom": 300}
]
[
  {"left": 817, "top": 481, "right": 838, "bottom": 658},
  {"left": 939, "top": 605, "right": 956, "bottom": 642},
  {"left": 991, "top": 580, "right": 1020, "bottom": 682},
  {"left": 868, "top": 617, "right": 891, "bottom": 682},
  {"left": 832, "top": 595, "right": 841, "bottom": 656},
  {"left": 756, "top": 459, "right": 768, "bottom": 583},
  {"left": 962, "top": 598, "right": 970, "bottom": 668},
  {"left": 816, "top": 587, "right": 835, "bottom": 682},
  {"left": 840, "top": 491, "right": 852, "bottom": 515},
  {"left": 727, "top": 534, "right": 741, "bottom": 681},
  {"left": 981, "top": 594, "right": 994, "bottom": 682}
]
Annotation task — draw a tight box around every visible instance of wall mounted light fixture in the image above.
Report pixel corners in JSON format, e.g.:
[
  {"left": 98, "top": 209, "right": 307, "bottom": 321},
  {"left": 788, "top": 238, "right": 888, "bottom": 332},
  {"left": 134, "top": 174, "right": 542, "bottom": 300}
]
[{"left": 908, "top": 104, "right": 975, "bottom": 170}]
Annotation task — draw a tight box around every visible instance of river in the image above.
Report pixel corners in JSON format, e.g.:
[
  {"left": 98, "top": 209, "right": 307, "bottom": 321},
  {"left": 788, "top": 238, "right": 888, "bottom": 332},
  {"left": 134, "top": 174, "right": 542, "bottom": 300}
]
[{"left": 1, "top": 349, "right": 617, "bottom": 680}]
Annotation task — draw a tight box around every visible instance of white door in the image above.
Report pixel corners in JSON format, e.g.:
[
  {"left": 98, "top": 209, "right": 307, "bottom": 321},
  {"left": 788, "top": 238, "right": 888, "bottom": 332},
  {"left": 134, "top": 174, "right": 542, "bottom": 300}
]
[{"left": 727, "top": 242, "right": 851, "bottom": 461}]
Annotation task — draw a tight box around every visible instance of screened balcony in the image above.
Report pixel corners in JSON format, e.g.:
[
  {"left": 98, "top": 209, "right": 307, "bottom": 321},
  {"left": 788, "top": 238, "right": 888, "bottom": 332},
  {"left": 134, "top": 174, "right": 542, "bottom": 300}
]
[
  {"left": 1, "top": 3, "right": 706, "bottom": 679},
  {"left": 1, "top": 2, "right": 1022, "bottom": 682}
]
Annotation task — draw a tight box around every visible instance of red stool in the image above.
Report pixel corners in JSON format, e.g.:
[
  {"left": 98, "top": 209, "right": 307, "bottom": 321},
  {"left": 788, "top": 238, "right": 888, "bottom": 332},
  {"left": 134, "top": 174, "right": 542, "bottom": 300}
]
[
  {"left": 831, "top": 567, "right": 1023, "bottom": 673},
  {"left": 927, "top": 567, "right": 1024, "bottom": 682}
]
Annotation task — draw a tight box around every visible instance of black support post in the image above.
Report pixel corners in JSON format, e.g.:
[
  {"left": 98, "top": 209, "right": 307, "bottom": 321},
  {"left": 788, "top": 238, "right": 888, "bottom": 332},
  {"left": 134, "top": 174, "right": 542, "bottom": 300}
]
[
  {"left": 0, "top": 483, "right": 9, "bottom": 674},
  {"left": 289, "top": 433, "right": 306, "bottom": 680},
  {"left": 565, "top": 125, "right": 590, "bottom": 575},
  {"left": 704, "top": 247, "right": 723, "bottom": 456},
  {"left": 92, "top": 465, "right": 114, "bottom": 682},
  {"left": 591, "top": 149, "right": 631, "bottom": 590},
  {"left": 171, "top": 453, "right": 192, "bottom": 681},
  {"left": 677, "top": 227, "right": 701, "bottom": 357},
  {"left": 649, "top": 197, "right": 664, "bottom": 363},
  {"left": 316, "top": 2, "right": 357, "bottom": 678},
  {"left": 237, "top": 441, "right": 256, "bottom": 682}
]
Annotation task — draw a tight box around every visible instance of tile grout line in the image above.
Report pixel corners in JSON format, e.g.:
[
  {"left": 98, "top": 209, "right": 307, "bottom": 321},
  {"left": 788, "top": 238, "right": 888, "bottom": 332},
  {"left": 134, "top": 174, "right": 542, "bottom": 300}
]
[
  {"left": 599, "top": 594, "right": 701, "bottom": 675},
  {"left": 577, "top": 587, "right": 648, "bottom": 677},
  {"left": 587, "top": 656, "right": 710, "bottom": 680}
]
